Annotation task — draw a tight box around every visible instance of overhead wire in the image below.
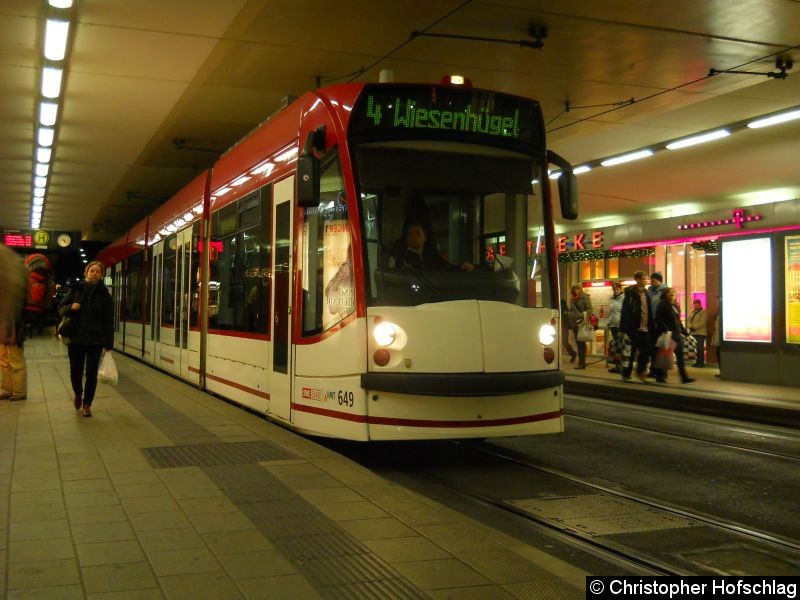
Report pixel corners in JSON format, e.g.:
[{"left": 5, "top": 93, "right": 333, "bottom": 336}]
[
  {"left": 547, "top": 43, "right": 800, "bottom": 133},
  {"left": 346, "top": 0, "right": 474, "bottom": 83}
]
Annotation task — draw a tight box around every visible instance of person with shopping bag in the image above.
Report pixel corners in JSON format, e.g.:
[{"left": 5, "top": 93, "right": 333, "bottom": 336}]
[
  {"left": 58, "top": 261, "right": 114, "bottom": 417},
  {"left": 653, "top": 287, "right": 695, "bottom": 384},
  {"left": 619, "top": 271, "right": 654, "bottom": 383},
  {"left": 568, "top": 284, "right": 593, "bottom": 370}
]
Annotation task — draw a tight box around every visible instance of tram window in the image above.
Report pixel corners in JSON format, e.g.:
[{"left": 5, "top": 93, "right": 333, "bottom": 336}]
[
  {"left": 125, "top": 252, "right": 143, "bottom": 321},
  {"left": 162, "top": 236, "right": 177, "bottom": 326},
  {"left": 301, "top": 150, "right": 355, "bottom": 336},
  {"left": 355, "top": 144, "right": 552, "bottom": 308},
  {"left": 208, "top": 186, "right": 272, "bottom": 333}
]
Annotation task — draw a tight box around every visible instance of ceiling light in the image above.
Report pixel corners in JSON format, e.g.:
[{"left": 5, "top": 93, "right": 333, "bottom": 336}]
[
  {"left": 41, "top": 67, "right": 63, "bottom": 98},
  {"left": 548, "top": 170, "right": 562, "bottom": 180},
  {"left": 35, "top": 163, "right": 50, "bottom": 177},
  {"left": 34, "top": 176, "right": 47, "bottom": 188},
  {"left": 39, "top": 102, "right": 58, "bottom": 126},
  {"left": 747, "top": 109, "right": 800, "bottom": 129},
  {"left": 48, "top": 0, "right": 73, "bottom": 7},
  {"left": 183, "top": 213, "right": 193, "bottom": 221},
  {"left": 37, "top": 147, "right": 52, "bottom": 162},
  {"left": 33, "top": 188, "right": 45, "bottom": 198},
  {"left": 38, "top": 127, "right": 55, "bottom": 147},
  {"left": 573, "top": 165, "right": 592, "bottom": 174},
  {"left": 44, "top": 19, "right": 70, "bottom": 61},
  {"left": 666, "top": 129, "right": 730, "bottom": 150},
  {"left": 32, "top": 205, "right": 43, "bottom": 214},
  {"left": 33, "top": 197, "right": 44, "bottom": 206},
  {"left": 600, "top": 149, "right": 654, "bottom": 167}
]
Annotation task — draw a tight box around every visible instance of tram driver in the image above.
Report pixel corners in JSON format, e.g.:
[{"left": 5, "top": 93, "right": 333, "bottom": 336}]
[{"left": 395, "top": 223, "right": 474, "bottom": 272}]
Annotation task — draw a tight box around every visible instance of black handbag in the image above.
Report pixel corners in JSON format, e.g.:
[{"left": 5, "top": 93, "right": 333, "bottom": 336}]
[
  {"left": 57, "top": 315, "right": 76, "bottom": 338},
  {"left": 57, "top": 289, "right": 80, "bottom": 338}
]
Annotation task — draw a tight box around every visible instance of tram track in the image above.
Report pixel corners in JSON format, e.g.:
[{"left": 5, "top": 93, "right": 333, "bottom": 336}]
[
  {"left": 407, "top": 462, "right": 682, "bottom": 576},
  {"left": 418, "top": 439, "right": 800, "bottom": 576},
  {"left": 564, "top": 406, "right": 800, "bottom": 463},
  {"left": 459, "top": 439, "right": 800, "bottom": 556}
]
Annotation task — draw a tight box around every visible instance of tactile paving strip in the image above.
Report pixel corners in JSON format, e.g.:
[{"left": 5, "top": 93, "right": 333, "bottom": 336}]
[
  {"left": 141, "top": 440, "right": 296, "bottom": 467},
  {"left": 204, "top": 463, "right": 426, "bottom": 599},
  {"left": 121, "top": 374, "right": 425, "bottom": 598}
]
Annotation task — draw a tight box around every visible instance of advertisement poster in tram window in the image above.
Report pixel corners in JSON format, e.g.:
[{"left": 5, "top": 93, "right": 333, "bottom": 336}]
[
  {"left": 786, "top": 235, "right": 800, "bottom": 343},
  {"left": 322, "top": 215, "right": 354, "bottom": 329},
  {"left": 721, "top": 237, "right": 772, "bottom": 343}
]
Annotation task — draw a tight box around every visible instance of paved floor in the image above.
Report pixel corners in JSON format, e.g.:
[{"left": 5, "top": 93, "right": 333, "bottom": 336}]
[{"left": 1, "top": 335, "right": 586, "bottom": 599}]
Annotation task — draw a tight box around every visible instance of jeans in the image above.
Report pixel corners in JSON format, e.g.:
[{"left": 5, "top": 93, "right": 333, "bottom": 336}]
[
  {"left": 693, "top": 335, "right": 706, "bottom": 366},
  {"left": 623, "top": 330, "right": 651, "bottom": 377},
  {"left": 68, "top": 344, "right": 103, "bottom": 405}
]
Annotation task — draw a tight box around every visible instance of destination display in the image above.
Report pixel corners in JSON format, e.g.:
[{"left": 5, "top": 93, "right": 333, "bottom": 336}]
[{"left": 349, "top": 84, "right": 544, "bottom": 153}]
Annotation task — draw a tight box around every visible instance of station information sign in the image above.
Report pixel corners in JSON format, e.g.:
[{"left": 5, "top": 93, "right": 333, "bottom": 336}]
[
  {"left": 3, "top": 232, "right": 33, "bottom": 248},
  {"left": 1, "top": 229, "right": 79, "bottom": 252}
]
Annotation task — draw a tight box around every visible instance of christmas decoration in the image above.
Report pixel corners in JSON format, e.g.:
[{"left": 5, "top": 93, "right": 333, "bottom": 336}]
[{"left": 557, "top": 247, "right": 654, "bottom": 263}]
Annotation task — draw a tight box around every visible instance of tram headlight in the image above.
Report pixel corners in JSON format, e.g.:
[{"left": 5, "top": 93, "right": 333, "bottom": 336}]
[
  {"left": 538, "top": 323, "right": 556, "bottom": 346},
  {"left": 373, "top": 322, "right": 397, "bottom": 347}
]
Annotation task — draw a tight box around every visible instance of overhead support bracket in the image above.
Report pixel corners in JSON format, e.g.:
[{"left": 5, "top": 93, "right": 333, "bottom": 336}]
[
  {"left": 709, "top": 56, "right": 793, "bottom": 80},
  {"left": 173, "top": 138, "right": 226, "bottom": 154},
  {"left": 411, "top": 24, "right": 548, "bottom": 49}
]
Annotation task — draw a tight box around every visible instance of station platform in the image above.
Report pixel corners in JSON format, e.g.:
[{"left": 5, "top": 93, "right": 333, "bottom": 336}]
[
  {"left": 562, "top": 354, "right": 800, "bottom": 429},
  {"left": 1, "top": 334, "right": 587, "bottom": 600}
]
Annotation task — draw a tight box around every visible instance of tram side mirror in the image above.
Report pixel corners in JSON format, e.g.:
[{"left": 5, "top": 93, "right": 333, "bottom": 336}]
[
  {"left": 547, "top": 150, "right": 579, "bottom": 221},
  {"left": 297, "top": 155, "right": 320, "bottom": 208},
  {"left": 558, "top": 173, "right": 579, "bottom": 221}
]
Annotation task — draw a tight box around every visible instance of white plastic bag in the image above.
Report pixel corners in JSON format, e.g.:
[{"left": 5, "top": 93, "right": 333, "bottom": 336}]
[
  {"left": 98, "top": 351, "right": 118, "bottom": 385},
  {"left": 656, "top": 331, "right": 675, "bottom": 350},
  {"left": 576, "top": 323, "right": 594, "bottom": 342}
]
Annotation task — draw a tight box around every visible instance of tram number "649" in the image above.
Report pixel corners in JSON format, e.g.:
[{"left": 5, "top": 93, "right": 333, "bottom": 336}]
[{"left": 337, "top": 391, "right": 354, "bottom": 407}]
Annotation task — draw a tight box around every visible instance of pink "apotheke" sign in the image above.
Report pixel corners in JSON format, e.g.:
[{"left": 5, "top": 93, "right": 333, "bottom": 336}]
[{"left": 557, "top": 231, "right": 603, "bottom": 253}]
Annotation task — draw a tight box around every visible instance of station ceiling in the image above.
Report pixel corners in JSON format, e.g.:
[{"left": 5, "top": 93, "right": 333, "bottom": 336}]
[{"left": 3, "top": 0, "right": 799, "bottom": 242}]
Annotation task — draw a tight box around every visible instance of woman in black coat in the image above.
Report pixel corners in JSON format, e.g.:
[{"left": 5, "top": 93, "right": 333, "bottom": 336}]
[
  {"left": 58, "top": 261, "right": 114, "bottom": 417},
  {"left": 653, "top": 287, "right": 694, "bottom": 384}
]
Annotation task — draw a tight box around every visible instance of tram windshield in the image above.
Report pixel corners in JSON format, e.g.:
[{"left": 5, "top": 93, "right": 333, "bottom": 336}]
[{"left": 356, "top": 142, "right": 552, "bottom": 308}]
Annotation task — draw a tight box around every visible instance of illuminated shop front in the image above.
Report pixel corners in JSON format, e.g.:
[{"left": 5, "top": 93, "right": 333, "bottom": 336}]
[{"left": 557, "top": 200, "right": 800, "bottom": 386}]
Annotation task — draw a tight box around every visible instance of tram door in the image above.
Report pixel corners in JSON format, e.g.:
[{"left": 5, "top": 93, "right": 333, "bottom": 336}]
[
  {"left": 269, "top": 177, "right": 294, "bottom": 420},
  {"left": 175, "top": 227, "right": 192, "bottom": 380},
  {"left": 150, "top": 239, "right": 165, "bottom": 368}
]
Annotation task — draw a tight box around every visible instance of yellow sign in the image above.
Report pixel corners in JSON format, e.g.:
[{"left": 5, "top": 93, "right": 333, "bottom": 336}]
[
  {"left": 33, "top": 230, "right": 50, "bottom": 246},
  {"left": 786, "top": 235, "right": 800, "bottom": 344}
]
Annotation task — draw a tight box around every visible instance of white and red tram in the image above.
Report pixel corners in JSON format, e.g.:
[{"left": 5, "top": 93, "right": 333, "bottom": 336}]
[{"left": 98, "top": 79, "right": 578, "bottom": 441}]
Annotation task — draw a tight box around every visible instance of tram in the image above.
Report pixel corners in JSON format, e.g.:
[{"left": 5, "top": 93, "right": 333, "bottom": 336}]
[{"left": 98, "top": 77, "right": 579, "bottom": 441}]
